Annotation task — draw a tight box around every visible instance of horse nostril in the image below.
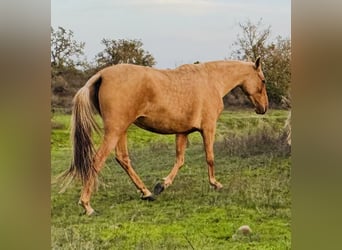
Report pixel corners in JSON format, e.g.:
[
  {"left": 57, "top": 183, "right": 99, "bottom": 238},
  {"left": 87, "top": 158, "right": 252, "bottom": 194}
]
[{"left": 255, "top": 106, "right": 267, "bottom": 114}]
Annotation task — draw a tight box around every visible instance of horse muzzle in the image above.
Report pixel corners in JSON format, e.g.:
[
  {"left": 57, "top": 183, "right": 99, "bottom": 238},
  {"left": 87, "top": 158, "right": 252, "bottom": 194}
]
[{"left": 255, "top": 106, "right": 267, "bottom": 115}]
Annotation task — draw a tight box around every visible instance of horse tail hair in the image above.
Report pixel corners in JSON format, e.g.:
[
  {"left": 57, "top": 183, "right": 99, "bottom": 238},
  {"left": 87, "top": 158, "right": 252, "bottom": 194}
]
[{"left": 63, "top": 73, "right": 102, "bottom": 188}]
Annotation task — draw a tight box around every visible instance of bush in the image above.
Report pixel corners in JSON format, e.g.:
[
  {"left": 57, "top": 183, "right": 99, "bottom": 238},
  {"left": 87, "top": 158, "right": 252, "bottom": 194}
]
[{"left": 216, "top": 125, "right": 291, "bottom": 157}]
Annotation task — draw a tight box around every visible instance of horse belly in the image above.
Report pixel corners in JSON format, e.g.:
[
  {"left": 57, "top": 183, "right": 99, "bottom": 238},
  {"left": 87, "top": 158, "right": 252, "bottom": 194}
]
[{"left": 134, "top": 114, "right": 198, "bottom": 134}]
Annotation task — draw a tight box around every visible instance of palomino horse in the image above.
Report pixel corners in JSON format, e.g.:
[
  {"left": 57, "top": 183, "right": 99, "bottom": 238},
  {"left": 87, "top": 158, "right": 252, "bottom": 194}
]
[{"left": 65, "top": 57, "right": 268, "bottom": 215}]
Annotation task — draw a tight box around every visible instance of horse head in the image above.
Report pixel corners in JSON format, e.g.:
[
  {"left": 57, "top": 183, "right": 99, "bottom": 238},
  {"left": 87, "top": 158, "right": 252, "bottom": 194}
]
[{"left": 241, "top": 57, "right": 268, "bottom": 114}]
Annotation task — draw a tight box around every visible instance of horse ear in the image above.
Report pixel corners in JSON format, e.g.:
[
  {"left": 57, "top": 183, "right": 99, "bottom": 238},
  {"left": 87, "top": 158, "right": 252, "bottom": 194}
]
[{"left": 254, "top": 57, "right": 261, "bottom": 70}]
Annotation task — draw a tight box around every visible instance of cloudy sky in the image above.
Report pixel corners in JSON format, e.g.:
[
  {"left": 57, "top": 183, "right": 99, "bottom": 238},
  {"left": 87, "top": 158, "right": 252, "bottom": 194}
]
[{"left": 51, "top": 0, "right": 291, "bottom": 69}]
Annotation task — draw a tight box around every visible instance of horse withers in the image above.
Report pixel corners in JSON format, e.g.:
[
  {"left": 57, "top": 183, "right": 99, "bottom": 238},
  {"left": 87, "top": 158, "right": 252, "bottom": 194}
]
[{"left": 64, "top": 57, "right": 268, "bottom": 215}]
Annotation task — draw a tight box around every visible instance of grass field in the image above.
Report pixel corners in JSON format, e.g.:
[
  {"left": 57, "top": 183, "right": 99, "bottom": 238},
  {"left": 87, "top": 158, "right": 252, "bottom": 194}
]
[{"left": 51, "top": 109, "right": 291, "bottom": 249}]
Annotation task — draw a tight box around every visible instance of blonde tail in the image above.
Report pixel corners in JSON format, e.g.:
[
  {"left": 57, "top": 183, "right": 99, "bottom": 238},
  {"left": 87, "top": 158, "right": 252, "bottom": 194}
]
[{"left": 64, "top": 74, "right": 102, "bottom": 186}]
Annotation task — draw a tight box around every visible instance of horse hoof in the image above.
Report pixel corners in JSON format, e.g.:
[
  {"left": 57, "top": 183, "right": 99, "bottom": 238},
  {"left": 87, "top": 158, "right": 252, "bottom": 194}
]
[
  {"left": 154, "top": 182, "right": 165, "bottom": 195},
  {"left": 81, "top": 209, "right": 99, "bottom": 216},
  {"left": 141, "top": 195, "right": 155, "bottom": 201},
  {"left": 90, "top": 210, "right": 100, "bottom": 216}
]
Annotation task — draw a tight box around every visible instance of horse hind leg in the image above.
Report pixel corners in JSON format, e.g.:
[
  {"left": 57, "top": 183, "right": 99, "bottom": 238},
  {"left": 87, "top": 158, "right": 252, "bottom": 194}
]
[
  {"left": 115, "top": 132, "right": 154, "bottom": 200},
  {"left": 79, "top": 132, "right": 120, "bottom": 216},
  {"left": 154, "top": 133, "right": 187, "bottom": 195}
]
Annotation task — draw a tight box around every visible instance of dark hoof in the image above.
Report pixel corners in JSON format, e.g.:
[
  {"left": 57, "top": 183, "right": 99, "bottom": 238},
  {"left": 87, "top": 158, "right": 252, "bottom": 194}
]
[
  {"left": 154, "top": 182, "right": 165, "bottom": 195},
  {"left": 141, "top": 195, "right": 155, "bottom": 201}
]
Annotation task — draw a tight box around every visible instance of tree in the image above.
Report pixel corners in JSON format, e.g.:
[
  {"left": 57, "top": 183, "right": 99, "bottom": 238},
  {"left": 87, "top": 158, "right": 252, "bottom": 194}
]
[
  {"left": 231, "top": 19, "right": 271, "bottom": 62},
  {"left": 230, "top": 19, "right": 291, "bottom": 107},
  {"left": 51, "top": 26, "right": 86, "bottom": 76},
  {"left": 263, "top": 36, "right": 291, "bottom": 106},
  {"left": 95, "top": 38, "right": 156, "bottom": 69}
]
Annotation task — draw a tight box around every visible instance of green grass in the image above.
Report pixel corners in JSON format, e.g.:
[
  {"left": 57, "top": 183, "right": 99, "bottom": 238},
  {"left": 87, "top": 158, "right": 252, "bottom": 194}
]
[{"left": 51, "top": 109, "right": 291, "bottom": 249}]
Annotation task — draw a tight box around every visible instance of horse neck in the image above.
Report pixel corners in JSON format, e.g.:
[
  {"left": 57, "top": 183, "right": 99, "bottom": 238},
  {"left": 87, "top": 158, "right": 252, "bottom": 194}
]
[{"left": 205, "top": 61, "right": 251, "bottom": 97}]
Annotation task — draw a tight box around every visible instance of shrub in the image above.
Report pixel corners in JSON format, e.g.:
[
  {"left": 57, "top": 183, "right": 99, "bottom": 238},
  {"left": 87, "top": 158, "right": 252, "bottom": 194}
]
[{"left": 216, "top": 125, "right": 291, "bottom": 157}]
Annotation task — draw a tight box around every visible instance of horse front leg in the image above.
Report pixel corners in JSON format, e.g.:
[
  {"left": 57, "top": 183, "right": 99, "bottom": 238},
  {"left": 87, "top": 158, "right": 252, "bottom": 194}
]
[
  {"left": 201, "top": 128, "right": 223, "bottom": 190},
  {"left": 154, "top": 133, "right": 187, "bottom": 195}
]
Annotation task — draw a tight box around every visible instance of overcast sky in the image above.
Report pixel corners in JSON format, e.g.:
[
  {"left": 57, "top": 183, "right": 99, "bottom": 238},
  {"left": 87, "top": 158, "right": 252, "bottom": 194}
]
[{"left": 51, "top": 0, "right": 290, "bottom": 69}]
